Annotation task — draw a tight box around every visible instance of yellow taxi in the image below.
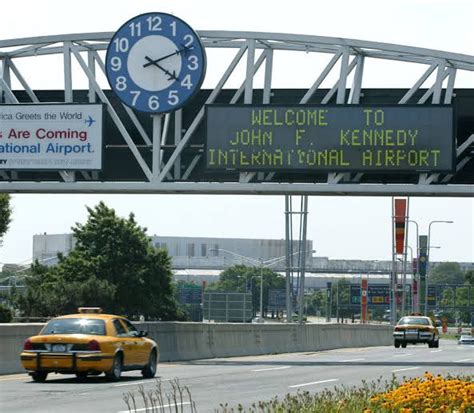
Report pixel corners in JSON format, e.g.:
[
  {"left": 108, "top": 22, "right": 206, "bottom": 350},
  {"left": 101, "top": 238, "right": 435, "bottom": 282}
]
[
  {"left": 20, "top": 308, "right": 159, "bottom": 382},
  {"left": 393, "top": 315, "right": 439, "bottom": 349}
]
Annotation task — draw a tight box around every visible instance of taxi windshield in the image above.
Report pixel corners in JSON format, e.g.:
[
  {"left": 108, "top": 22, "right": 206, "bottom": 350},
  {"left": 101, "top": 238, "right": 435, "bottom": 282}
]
[
  {"left": 41, "top": 318, "right": 106, "bottom": 335},
  {"left": 398, "top": 317, "right": 430, "bottom": 326}
]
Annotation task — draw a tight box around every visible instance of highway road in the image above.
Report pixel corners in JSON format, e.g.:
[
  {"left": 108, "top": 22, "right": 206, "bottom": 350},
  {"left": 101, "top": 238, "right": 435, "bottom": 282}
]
[{"left": 1, "top": 340, "right": 472, "bottom": 413}]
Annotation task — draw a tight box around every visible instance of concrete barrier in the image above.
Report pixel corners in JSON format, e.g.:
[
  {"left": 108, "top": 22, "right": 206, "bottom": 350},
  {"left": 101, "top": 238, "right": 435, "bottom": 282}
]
[{"left": 0, "top": 322, "right": 392, "bottom": 375}]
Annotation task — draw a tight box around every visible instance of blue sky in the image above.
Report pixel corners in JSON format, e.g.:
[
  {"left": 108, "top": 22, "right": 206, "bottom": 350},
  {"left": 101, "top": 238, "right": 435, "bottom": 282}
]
[{"left": 0, "top": 0, "right": 473, "bottom": 264}]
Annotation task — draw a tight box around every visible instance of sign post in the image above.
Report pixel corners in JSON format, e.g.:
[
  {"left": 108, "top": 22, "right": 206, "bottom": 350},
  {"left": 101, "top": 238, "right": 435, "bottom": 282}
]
[
  {"left": 326, "top": 282, "right": 332, "bottom": 323},
  {"left": 418, "top": 235, "right": 428, "bottom": 315},
  {"left": 412, "top": 258, "right": 419, "bottom": 313},
  {"left": 361, "top": 278, "right": 368, "bottom": 324}
]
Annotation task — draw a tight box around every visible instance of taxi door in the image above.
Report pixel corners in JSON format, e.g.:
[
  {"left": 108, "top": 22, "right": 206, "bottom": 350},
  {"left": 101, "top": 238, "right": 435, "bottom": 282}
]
[
  {"left": 112, "top": 318, "right": 139, "bottom": 366},
  {"left": 121, "top": 318, "right": 150, "bottom": 365}
]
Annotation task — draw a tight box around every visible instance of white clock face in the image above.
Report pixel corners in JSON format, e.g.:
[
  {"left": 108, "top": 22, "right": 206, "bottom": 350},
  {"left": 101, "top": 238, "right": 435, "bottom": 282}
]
[
  {"left": 127, "top": 35, "right": 182, "bottom": 92},
  {"left": 106, "top": 12, "right": 206, "bottom": 114}
]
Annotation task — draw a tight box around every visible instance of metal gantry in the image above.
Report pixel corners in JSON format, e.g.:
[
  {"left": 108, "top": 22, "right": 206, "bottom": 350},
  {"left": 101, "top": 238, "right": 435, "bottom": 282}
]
[{"left": 0, "top": 31, "right": 473, "bottom": 195}]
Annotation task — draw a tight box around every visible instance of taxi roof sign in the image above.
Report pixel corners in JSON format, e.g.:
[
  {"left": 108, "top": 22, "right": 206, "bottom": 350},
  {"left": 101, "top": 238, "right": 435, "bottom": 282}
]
[{"left": 78, "top": 307, "right": 103, "bottom": 314}]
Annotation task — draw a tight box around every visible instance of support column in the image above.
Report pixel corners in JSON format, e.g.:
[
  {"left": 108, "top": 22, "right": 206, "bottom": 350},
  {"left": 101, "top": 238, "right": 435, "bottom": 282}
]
[
  {"left": 401, "top": 198, "right": 410, "bottom": 316},
  {"left": 152, "top": 115, "right": 163, "bottom": 181},
  {"left": 298, "top": 196, "right": 308, "bottom": 324},
  {"left": 390, "top": 197, "right": 397, "bottom": 325},
  {"left": 285, "top": 196, "right": 292, "bottom": 322}
]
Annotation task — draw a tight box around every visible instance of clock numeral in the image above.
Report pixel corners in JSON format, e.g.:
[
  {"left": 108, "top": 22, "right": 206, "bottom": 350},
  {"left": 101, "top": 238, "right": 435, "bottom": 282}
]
[
  {"left": 170, "top": 21, "right": 177, "bottom": 37},
  {"left": 110, "top": 56, "right": 122, "bottom": 72},
  {"left": 187, "top": 55, "right": 198, "bottom": 71},
  {"left": 116, "top": 76, "right": 127, "bottom": 91},
  {"left": 147, "top": 16, "right": 162, "bottom": 31},
  {"left": 183, "top": 34, "right": 194, "bottom": 47},
  {"left": 129, "top": 22, "right": 141, "bottom": 37},
  {"left": 148, "top": 95, "right": 160, "bottom": 111},
  {"left": 181, "top": 74, "right": 193, "bottom": 90},
  {"left": 130, "top": 91, "right": 141, "bottom": 106},
  {"left": 113, "top": 38, "right": 129, "bottom": 53},
  {"left": 168, "top": 90, "right": 179, "bottom": 106}
]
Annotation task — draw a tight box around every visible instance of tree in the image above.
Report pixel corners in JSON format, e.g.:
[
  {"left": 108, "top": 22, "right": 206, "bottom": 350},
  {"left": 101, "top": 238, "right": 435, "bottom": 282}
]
[
  {"left": 0, "top": 194, "right": 12, "bottom": 238},
  {"left": 208, "top": 264, "right": 285, "bottom": 316},
  {"left": 305, "top": 279, "right": 353, "bottom": 319},
  {"left": 14, "top": 202, "right": 183, "bottom": 320},
  {"left": 0, "top": 303, "right": 13, "bottom": 322},
  {"left": 305, "top": 289, "right": 325, "bottom": 316},
  {"left": 465, "top": 270, "right": 474, "bottom": 286},
  {"left": 429, "top": 262, "right": 465, "bottom": 285}
]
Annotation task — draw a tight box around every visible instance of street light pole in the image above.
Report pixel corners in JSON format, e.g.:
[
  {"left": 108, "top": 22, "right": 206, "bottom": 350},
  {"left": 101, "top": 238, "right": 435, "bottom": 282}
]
[
  {"left": 406, "top": 245, "right": 414, "bottom": 313},
  {"left": 407, "top": 220, "right": 419, "bottom": 313},
  {"left": 425, "top": 220, "right": 453, "bottom": 315},
  {"left": 259, "top": 261, "right": 263, "bottom": 321}
]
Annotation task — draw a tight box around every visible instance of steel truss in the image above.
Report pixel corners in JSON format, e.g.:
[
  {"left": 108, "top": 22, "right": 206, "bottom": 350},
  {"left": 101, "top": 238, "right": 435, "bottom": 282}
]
[{"left": 0, "top": 31, "right": 473, "bottom": 195}]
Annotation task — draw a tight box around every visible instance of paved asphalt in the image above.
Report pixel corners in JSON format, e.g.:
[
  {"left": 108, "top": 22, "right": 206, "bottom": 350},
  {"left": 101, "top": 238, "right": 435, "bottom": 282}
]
[{"left": 1, "top": 340, "right": 472, "bottom": 413}]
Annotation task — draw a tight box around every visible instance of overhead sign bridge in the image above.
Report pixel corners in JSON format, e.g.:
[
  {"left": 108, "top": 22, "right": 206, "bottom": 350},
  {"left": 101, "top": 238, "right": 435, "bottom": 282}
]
[{"left": 0, "top": 31, "right": 473, "bottom": 196}]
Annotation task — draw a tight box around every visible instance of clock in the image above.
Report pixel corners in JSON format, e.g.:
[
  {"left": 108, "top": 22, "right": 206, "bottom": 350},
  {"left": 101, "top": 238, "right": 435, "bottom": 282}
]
[{"left": 105, "top": 12, "right": 206, "bottom": 114}]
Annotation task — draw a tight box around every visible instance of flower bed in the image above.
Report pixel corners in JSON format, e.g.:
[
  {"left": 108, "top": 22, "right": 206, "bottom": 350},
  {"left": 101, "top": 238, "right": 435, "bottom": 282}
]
[{"left": 368, "top": 372, "right": 473, "bottom": 413}]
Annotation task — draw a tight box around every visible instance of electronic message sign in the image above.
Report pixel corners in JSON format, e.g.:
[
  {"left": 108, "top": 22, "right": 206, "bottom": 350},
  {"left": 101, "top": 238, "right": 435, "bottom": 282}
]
[
  {"left": 206, "top": 105, "right": 454, "bottom": 172},
  {"left": 0, "top": 104, "right": 103, "bottom": 170}
]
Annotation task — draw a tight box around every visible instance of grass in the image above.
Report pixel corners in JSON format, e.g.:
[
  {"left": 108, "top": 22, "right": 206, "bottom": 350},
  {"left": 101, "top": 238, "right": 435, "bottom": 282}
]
[
  {"left": 216, "top": 376, "right": 398, "bottom": 413},
  {"left": 123, "top": 378, "right": 197, "bottom": 413}
]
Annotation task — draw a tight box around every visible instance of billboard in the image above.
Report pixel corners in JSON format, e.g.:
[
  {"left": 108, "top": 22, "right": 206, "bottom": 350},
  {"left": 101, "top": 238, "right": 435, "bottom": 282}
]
[
  {"left": 206, "top": 105, "right": 454, "bottom": 172},
  {"left": 0, "top": 104, "right": 103, "bottom": 170}
]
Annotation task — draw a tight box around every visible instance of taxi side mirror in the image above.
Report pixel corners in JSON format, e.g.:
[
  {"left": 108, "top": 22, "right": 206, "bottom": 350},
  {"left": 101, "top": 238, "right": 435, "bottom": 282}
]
[{"left": 138, "top": 330, "right": 148, "bottom": 338}]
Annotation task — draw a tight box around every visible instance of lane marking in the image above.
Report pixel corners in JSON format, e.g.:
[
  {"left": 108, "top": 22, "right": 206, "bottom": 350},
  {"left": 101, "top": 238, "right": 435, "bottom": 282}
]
[
  {"left": 341, "top": 358, "right": 365, "bottom": 362},
  {"left": 392, "top": 367, "right": 420, "bottom": 373},
  {"left": 392, "top": 353, "right": 413, "bottom": 357},
  {"left": 0, "top": 376, "right": 29, "bottom": 382},
  {"left": 430, "top": 350, "right": 443, "bottom": 353},
  {"left": 252, "top": 366, "right": 292, "bottom": 372},
  {"left": 455, "top": 358, "right": 472, "bottom": 363},
  {"left": 118, "top": 402, "right": 191, "bottom": 413},
  {"left": 114, "top": 379, "right": 169, "bottom": 387},
  {"left": 289, "top": 378, "right": 339, "bottom": 388}
]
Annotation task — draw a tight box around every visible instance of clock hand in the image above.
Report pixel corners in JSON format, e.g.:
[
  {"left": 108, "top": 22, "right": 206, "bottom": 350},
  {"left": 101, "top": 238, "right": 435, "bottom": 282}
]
[
  {"left": 144, "top": 56, "right": 179, "bottom": 81},
  {"left": 142, "top": 45, "right": 195, "bottom": 68}
]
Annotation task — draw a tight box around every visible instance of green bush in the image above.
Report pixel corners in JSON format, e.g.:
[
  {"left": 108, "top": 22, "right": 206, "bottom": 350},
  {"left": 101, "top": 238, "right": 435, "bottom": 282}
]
[{"left": 0, "top": 303, "right": 13, "bottom": 322}]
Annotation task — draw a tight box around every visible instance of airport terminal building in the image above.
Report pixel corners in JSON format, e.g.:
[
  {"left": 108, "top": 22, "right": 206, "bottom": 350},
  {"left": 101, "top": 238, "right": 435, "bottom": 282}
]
[{"left": 33, "top": 233, "right": 473, "bottom": 289}]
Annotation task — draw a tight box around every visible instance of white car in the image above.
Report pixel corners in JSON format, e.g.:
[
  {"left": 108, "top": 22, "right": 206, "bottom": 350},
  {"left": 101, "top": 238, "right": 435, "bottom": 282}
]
[{"left": 458, "top": 334, "right": 474, "bottom": 345}]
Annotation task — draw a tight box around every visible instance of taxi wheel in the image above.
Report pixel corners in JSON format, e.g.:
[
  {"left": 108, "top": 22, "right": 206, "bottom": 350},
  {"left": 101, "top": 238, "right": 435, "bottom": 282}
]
[
  {"left": 401, "top": 342, "right": 407, "bottom": 348},
  {"left": 142, "top": 350, "right": 157, "bottom": 378},
  {"left": 428, "top": 339, "right": 439, "bottom": 348},
  {"left": 75, "top": 372, "right": 88, "bottom": 381},
  {"left": 106, "top": 354, "right": 123, "bottom": 381},
  {"left": 394, "top": 341, "right": 401, "bottom": 348},
  {"left": 31, "top": 371, "right": 48, "bottom": 382}
]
